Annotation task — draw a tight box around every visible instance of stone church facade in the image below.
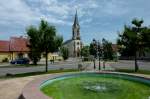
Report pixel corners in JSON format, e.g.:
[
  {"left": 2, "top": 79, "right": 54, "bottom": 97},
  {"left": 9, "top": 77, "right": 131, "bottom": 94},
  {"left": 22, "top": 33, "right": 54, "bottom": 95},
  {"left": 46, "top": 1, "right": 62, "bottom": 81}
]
[{"left": 63, "top": 11, "right": 82, "bottom": 57}]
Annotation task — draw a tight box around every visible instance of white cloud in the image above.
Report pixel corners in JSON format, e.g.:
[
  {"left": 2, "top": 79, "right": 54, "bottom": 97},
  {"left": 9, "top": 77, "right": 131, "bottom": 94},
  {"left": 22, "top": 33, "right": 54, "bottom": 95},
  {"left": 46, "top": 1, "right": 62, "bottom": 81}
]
[
  {"left": 0, "top": 0, "right": 100, "bottom": 27},
  {"left": 100, "top": 0, "right": 128, "bottom": 16},
  {"left": 0, "top": 0, "right": 70, "bottom": 26},
  {"left": 80, "top": 18, "right": 92, "bottom": 25},
  {"left": 0, "top": 0, "right": 38, "bottom": 26}
]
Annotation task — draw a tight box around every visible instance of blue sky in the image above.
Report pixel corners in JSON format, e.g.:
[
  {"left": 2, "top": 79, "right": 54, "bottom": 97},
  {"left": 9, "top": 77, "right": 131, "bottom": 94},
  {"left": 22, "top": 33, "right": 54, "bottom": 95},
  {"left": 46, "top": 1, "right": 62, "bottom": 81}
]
[{"left": 0, "top": 0, "right": 150, "bottom": 44}]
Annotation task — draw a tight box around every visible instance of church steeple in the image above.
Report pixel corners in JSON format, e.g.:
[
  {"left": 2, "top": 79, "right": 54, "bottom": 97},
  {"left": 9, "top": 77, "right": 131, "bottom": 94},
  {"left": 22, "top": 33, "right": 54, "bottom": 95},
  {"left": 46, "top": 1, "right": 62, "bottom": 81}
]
[
  {"left": 72, "top": 10, "right": 80, "bottom": 40},
  {"left": 73, "top": 10, "right": 79, "bottom": 26}
]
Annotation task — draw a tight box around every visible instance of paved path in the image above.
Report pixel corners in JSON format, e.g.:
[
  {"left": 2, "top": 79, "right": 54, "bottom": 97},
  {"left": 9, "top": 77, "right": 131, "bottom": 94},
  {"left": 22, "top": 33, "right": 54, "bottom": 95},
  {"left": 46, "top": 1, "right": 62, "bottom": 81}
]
[{"left": 0, "top": 74, "right": 50, "bottom": 99}]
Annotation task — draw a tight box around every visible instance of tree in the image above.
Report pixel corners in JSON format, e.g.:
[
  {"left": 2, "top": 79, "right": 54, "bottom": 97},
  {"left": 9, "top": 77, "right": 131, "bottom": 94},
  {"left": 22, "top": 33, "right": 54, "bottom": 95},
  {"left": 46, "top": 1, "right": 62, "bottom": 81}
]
[
  {"left": 26, "top": 26, "right": 41, "bottom": 65},
  {"left": 61, "top": 47, "right": 69, "bottom": 60},
  {"left": 97, "top": 41, "right": 102, "bottom": 70},
  {"left": 39, "top": 20, "right": 63, "bottom": 72},
  {"left": 89, "top": 39, "right": 97, "bottom": 57},
  {"left": 117, "top": 18, "right": 150, "bottom": 72},
  {"left": 89, "top": 39, "right": 97, "bottom": 69},
  {"left": 102, "top": 38, "right": 114, "bottom": 60},
  {"left": 81, "top": 45, "right": 90, "bottom": 61},
  {"left": 27, "top": 20, "right": 63, "bottom": 72}
]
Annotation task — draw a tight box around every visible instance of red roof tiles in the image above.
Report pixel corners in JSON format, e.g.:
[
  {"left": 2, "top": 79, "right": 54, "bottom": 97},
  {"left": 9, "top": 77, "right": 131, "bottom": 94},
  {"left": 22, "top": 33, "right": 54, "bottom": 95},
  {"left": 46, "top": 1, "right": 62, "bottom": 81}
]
[
  {"left": 0, "top": 40, "right": 9, "bottom": 52},
  {"left": 112, "top": 44, "right": 118, "bottom": 52},
  {"left": 0, "top": 37, "right": 29, "bottom": 52},
  {"left": 10, "top": 37, "right": 29, "bottom": 52}
]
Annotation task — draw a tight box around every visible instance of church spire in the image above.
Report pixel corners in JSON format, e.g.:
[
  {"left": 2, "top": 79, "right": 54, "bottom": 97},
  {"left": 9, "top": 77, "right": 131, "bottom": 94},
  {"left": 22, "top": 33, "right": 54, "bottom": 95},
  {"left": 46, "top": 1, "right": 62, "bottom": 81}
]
[
  {"left": 73, "top": 10, "right": 79, "bottom": 26},
  {"left": 72, "top": 10, "right": 80, "bottom": 40}
]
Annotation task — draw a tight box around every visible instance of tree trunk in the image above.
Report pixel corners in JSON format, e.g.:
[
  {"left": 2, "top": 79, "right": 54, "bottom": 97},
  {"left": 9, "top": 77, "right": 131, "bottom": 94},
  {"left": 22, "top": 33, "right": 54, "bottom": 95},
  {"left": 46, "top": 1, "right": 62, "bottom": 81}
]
[
  {"left": 135, "top": 51, "right": 139, "bottom": 72},
  {"left": 94, "top": 58, "right": 96, "bottom": 70},
  {"left": 103, "top": 61, "right": 105, "bottom": 69},
  {"left": 99, "top": 57, "right": 101, "bottom": 70},
  {"left": 33, "top": 60, "right": 37, "bottom": 65},
  {"left": 45, "top": 52, "right": 48, "bottom": 72}
]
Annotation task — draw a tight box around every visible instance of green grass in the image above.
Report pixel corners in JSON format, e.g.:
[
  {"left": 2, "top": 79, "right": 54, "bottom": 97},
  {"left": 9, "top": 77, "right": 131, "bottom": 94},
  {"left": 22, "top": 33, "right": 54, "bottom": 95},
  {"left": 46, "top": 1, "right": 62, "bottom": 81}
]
[
  {"left": 41, "top": 75, "right": 150, "bottom": 99},
  {"left": 115, "top": 69, "right": 150, "bottom": 75}
]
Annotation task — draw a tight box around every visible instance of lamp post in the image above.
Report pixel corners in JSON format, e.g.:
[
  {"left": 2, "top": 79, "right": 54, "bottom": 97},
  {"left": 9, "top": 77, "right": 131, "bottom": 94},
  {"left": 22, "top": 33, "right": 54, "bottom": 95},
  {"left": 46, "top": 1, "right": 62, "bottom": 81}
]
[
  {"left": 97, "top": 41, "right": 102, "bottom": 71},
  {"left": 92, "top": 39, "right": 97, "bottom": 70}
]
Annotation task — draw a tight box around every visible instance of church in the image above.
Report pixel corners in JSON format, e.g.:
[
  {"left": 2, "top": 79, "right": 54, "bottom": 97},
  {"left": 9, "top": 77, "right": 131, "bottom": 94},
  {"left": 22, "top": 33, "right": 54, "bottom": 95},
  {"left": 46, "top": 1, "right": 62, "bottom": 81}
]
[{"left": 63, "top": 11, "right": 83, "bottom": 57}]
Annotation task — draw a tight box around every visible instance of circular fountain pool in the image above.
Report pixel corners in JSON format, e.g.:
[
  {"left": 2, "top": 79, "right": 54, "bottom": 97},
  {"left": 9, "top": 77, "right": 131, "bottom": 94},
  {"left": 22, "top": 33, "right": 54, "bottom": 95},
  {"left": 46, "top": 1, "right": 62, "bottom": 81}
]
[{"left": 40, "top": 73, "right": 150, "bottom": 99}]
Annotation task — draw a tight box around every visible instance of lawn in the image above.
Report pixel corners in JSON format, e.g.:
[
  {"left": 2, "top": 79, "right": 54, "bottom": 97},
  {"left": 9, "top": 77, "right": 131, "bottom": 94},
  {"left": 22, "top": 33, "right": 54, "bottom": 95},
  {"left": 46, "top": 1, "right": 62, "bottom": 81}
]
[{"left": 41, "top": 75, "right": 150, "bottom": 99}]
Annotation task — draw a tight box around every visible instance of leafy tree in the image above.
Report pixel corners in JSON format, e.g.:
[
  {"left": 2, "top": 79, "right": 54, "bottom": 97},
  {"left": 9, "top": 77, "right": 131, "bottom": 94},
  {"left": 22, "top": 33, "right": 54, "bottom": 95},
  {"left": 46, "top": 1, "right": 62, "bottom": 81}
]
[
  {"left": 89, "top": 39, "right": 97, "bottom": 58},
  {"left": 140, "top": 27, "right": 150, "bottom": 53},
  {"left": 117, "top": 18, "right": 150, "bottom": 72},
  {"left": 89, "top": 39, "right": 97, "bottom": 69},
  {"left": 81, "top": 46, "right": 90, "bottom": 57},
  {"left": 102, "top": 38, "right": 114, "bottom": 60},
  {"left": 39, "top": 20, "right": 63, "bottom": 72},
  {"left": 26, "top": 26, "right": 41, "bottom": 65},
  {"left": 27, "top": 20, "right": 63, "bottom": 72},
  {"left": 61, "top": 47, "right": 69, "bottom": 60},
  {"left": 117, "top": 26, "right": 136, "bottom": 57}
]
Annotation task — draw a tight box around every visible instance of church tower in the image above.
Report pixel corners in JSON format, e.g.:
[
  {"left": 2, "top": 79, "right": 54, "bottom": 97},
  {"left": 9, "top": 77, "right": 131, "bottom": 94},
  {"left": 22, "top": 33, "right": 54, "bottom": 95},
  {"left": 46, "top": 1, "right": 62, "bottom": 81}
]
[
  {"left": 72, "top": 10, "right": 82, "bottom": 57},
  {"left": 72, "top": 10, "right": 80, "bottom": 40},
  {"left": 63, "top": 10, "right": 82, "bottom": 57}
]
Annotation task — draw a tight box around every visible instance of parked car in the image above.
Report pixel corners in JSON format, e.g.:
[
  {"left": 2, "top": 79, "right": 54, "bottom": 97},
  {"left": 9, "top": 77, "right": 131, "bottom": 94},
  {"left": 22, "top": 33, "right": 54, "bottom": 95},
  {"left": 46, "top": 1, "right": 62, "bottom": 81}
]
[{"left": 10, "top": 58, "right": 30, "bottom": 64}]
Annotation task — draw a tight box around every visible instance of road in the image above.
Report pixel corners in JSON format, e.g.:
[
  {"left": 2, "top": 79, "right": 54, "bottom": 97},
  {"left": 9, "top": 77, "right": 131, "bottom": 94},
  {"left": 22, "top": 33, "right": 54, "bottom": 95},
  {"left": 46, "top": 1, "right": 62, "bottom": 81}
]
[
  {"left": 0, "top": 61, "right": 81, "bottom": 76},
  {"left": 0, "top": 60, "right": 150, "bottom": 76},
  {"left": 110, "top": 60, "right": 150, "bottom": 70},
  {"left": 0, "top": 57, "right": 94, "bottom": 76}
]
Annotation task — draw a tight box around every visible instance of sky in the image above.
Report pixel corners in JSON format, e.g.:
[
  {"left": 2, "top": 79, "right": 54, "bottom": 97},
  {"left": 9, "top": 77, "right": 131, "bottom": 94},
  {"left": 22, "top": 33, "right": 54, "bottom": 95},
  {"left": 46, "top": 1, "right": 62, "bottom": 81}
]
[{"left": 0, "top": 0, "right": 150, "bottom": 44}]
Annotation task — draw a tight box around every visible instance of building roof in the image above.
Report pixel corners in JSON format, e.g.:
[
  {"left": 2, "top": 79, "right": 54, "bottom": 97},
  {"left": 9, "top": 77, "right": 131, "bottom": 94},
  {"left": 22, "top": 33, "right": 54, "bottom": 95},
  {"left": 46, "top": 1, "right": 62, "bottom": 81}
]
[
  {"left": 10, "top": 37, "right": 29, "bottom": 52},
  {"left": 0, "top": 40, "right": 9, "bottom": 52},
  {"left": 112, "top": 44, "right": 118, "bottom": 52},
  {"left": 0, "top": 37, "right": 29, "bottom": 52},
  {"left": 63, "top": 39, "right": 73, "bottom": 45}
]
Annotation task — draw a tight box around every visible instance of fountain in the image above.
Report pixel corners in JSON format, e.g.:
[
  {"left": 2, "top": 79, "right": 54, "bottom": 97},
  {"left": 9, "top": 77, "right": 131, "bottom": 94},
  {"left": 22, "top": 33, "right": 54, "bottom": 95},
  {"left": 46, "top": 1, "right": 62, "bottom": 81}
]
[
  {"left": 40, "top": 73, "right": 150, "bottom": 99},
  {"left": 82, "top": 81, "right": 120, "bottom": 92},
  {"left": 21, "top": 72, "right": 150, "bottom": 99}
]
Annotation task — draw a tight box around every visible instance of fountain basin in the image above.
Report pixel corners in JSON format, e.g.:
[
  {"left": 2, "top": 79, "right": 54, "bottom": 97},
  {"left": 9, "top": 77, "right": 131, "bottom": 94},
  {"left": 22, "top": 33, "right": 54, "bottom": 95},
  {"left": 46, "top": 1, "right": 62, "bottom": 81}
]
[{"left": 21, "top": 72, "right": 150, "bottom": 99}]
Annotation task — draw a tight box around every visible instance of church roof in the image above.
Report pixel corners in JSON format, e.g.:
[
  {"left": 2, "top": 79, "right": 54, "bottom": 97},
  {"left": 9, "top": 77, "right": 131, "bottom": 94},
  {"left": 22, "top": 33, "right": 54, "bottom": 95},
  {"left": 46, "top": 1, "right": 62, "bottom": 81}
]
[{"left": 63, "top": 39, "right": 73, "bottom": 45}]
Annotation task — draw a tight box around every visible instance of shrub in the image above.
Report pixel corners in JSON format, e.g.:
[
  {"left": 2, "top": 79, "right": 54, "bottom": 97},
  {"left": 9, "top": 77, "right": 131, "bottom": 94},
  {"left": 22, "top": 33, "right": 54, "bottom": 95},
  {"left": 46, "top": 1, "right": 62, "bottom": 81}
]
[{"left": 2, "top": 58, "right": 9, "bottom": 62}]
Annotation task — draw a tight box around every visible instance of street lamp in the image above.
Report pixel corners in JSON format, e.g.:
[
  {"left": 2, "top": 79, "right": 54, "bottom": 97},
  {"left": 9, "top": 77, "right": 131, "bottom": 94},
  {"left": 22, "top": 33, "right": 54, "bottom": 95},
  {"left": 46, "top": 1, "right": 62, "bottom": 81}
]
[
  {"left": 92, "top": 39, "right": 97, "bottom": 70},
  {"left": 97, "top": 41, "right": 102, "bottom": 71}
]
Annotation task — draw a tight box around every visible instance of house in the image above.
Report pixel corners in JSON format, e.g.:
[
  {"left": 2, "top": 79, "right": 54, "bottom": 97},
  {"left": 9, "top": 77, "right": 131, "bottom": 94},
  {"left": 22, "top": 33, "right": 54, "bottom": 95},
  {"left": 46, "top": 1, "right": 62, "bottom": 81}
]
[
  {"left": 0, "top": 36, "right": 29, "bottom": 62},
  {"left": 0, "top": 40, "right": 10, "bottom": 62},
  {"left": 0, "top": 36, "right": 62, "bottom": 62}
]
